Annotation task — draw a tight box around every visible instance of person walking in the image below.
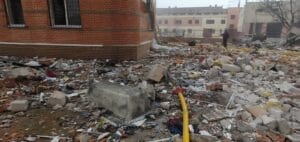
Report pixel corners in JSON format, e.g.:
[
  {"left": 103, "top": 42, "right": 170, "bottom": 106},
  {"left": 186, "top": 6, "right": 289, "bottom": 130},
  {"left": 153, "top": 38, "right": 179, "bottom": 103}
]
[{"left": 222, "top": 29, "right": 230, "bottom": 48}]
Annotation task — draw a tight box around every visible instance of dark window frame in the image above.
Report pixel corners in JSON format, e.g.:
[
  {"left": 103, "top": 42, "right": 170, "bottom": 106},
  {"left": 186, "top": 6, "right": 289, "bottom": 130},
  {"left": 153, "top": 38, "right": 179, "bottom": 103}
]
[
  {"left": 4, "top": 0, "right": 25, "bottom": 28},
  {"left": 206, "top": 19, "right": 215, "bottom": 24},
  {"left": 164, "top": 20, "right": 168, "bottom": 24},
  {"left": 48, "top": 0, "right": 82, "bottom": 28},
  {"left": 230, "top": 15, "right": 236, "bottom": 19},
  {"left": 175, "top": 20, "right": 182, "bottom": 25},
  {"left": 221, "top": 20, "right": 226, "bottom": 24}
]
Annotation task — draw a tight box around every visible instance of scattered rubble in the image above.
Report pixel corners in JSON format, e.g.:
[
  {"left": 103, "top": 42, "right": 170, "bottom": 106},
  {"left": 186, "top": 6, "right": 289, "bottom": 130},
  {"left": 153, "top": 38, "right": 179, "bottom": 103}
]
[{"left": 0, "top": 43, "right": 299, "bottom": 141}]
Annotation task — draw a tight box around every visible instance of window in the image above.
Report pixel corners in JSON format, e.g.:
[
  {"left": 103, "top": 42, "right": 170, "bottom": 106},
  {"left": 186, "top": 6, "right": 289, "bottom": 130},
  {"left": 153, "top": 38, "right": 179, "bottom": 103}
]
[
  {"left": 188, "top": 29, "right": 192, "bottom": 33},
  {"left": 221, "top": 20, "right": 226, "bottom": 24},
  {"left": 212, "top": 12, "right": 219, "bottom": 15},
  {"left": 164, "top": 29, "right": 168, "bottom": 32},
  {"left": 188, "top": 20, "right": 192, "bottom": 24},
  {"left": 175, "top": 20, "right": 182, "bottom": 25},
  {"left": 195, "top": 20, "right": 200, "bottom": 24},
  {"left": 4, "top": 0, "right": 25, "bottom": 27},
  {"left": 188, "top": 13, "right": 193, "bottom": 15},
  {"left": 172, "top": 29, "right": 176, "bottom": 32},
  {"left": 230, "top": 15, "right": 236, "bottom": 19},
  {"left": 158, "top": 20, "right": 162, "bottom": 24},
  {"left": 49, "top": 0, "right": 81, "bottom": 28},
  {"left": 204, "top": 12, "right": 210, "bottom": 15},
  {"left": 196, "top": 13, "right": 202, "bottom": 15},
  {"left": 206, "top": 20, "right": 215, "bottom": 24},
  {"left": 211, "top": 29, "right": 215, "bottom": 34},
  {"left": 230, "top": 24, "right": 234, "bottom": 29},
  {"left": 164, "top": 20, "right": 168, "bottom": 24}
]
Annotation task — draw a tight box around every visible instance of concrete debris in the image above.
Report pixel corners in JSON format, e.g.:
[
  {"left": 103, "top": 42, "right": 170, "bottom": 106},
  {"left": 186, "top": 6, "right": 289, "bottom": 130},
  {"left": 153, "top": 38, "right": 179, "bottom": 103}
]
[
  {"left": 48, "top": 91, "right": 67, "bottom": 106},
  {"left": 0, "top": 43, "right": 299, "bottom": 141},
  {"left": 246, "top": 105, "right": 267, "bottom": 118},
  {"left": 236, "top": 120, "right": 254, "bottom": 132},
  {"left": 25, "top": 61, "right": 41, "bottom": 67},
  {"left": 88, "top": 81, "right": 150, "bottom": 121},
  {"left": 9, "top": 67, "right": 36, "bottom": 78},
  {"left": 202, "top": 108, "right": 228, "bottom": 121},
  {"left": 278, "top": 120, "right": 292, "bottom": 135},
  {"left": 147, "top": 64, "right": 166, "bottom": 82},
  {"left": 138, "top": 81, "right": 156, "bottom": 101},
  {"left": 222, "top": 64, "right": 241, "bottom": 72},
  {"left": 8, "top": 100, "right": 29, "bottom": 112}
]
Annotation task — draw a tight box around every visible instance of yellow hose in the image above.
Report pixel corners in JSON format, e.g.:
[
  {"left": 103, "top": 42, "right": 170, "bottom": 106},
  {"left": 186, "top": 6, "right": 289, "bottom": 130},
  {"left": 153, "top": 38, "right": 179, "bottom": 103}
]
[{"left": 178, "top": 92, "right": 190, "bottom": 142}]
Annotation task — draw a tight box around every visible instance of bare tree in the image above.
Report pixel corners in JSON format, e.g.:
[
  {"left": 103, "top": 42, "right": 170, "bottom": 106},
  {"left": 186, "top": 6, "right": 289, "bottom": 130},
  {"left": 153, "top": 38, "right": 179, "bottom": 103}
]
[{"left": 259, "top": 0, "right": 299, "bottom": 32}]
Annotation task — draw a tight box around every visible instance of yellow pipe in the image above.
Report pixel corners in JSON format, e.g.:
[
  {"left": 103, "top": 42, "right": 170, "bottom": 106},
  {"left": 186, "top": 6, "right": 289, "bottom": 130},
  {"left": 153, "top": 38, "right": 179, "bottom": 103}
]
[{"left": 178, "top": 92, "right": 190, "bottom": 142}]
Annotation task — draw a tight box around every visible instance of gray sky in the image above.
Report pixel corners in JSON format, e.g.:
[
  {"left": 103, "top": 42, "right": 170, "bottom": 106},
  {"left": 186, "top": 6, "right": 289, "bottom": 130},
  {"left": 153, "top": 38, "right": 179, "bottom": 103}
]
[{"left": 157, "top": 0, "right": 246, "bottom": 8}]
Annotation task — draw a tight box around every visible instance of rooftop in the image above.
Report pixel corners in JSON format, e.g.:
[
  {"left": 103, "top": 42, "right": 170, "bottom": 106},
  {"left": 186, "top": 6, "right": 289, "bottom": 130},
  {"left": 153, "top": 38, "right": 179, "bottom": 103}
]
[{"left": 157, "top": 6, "right": 227, "bottom": 15}]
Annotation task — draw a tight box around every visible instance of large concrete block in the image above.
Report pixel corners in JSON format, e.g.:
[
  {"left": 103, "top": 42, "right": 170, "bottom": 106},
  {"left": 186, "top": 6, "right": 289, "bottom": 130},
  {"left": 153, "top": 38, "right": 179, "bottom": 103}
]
[
  {"left": 88, "top": 81, "right": 150, "bottom": 121},
  {"left": 8, "top": 100, "right": 29, "bottom": 112}
]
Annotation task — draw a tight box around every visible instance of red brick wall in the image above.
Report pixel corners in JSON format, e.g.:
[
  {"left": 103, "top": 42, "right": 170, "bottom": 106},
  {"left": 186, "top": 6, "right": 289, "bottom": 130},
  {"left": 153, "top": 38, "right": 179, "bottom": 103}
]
[{"left": 0, "top": 0, "right": 154, "bottom": 59}]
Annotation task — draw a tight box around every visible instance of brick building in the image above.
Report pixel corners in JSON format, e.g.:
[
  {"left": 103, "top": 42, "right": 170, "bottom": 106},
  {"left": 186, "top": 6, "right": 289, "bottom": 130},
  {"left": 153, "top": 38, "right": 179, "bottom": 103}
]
[
  {"left": 227, "top": 7, "right": 241, "bottom": 40},
  {"left": 0, "top": 0, "right": 155, "bottom": 60}
]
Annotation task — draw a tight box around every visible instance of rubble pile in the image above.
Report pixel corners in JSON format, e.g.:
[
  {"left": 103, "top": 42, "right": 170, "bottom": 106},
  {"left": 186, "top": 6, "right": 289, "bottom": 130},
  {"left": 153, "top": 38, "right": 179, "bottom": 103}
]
[{"left": 0, "top": 43, "right": 299, "bottom": 142}]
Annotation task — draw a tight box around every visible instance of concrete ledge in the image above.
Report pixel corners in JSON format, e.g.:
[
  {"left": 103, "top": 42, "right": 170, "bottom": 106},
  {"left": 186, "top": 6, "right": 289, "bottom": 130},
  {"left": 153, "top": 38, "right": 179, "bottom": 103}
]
[{"left": 0, "top": 41, "right": 151, "bottom": 60}]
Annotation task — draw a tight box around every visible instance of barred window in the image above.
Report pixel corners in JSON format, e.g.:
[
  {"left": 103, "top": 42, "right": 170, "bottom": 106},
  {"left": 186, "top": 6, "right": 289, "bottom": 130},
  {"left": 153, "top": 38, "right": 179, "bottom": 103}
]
[
  {"left": 221, "top": 20, "right": 226, "bottom": 24},
  {"left": 5, "top": 0, "right": 25, "bottom": 27},
  {"left": 206, "top": 20, "right": 215, "bottom": 24},
  {"left": 49, "top": 0, "right": 81, "bottom": 27}
]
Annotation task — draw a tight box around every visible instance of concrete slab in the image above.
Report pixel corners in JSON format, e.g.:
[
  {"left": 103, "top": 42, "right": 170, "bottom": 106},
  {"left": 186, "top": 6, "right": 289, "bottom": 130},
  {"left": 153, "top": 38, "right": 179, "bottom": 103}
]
[{"left": 88, "top": 81, "right": 150, "bottom": 121}]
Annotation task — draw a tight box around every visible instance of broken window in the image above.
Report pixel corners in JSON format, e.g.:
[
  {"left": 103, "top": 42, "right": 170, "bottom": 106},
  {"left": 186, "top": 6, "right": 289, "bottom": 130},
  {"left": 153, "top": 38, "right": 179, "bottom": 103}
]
[
  {"left": 221, "top": 20, "right": 226, "bottom": 24},
  {"left": 164, "top": 20, "right": 168, "bottom": 24},
  {"left": 175, "top": 20, "right": 182, "bottom": 25},
  {"left": 203, "top": 28, "right": 214, "bottom": 37},
  {"left": 206, "top": 20, "right": 215, "bottom": 24},
  {"left": 49, "top": 0, "right": 81, "bottom": 27},
  {"left": 230, "top": 15, "right": 236, "bottom": 19},
  {"left": 4, "top": 0, "right": 25, "bottom": 27},
  {"left": 266, "top": 23, "right": 282, "bottom": 38},
  {"left": 249, "top": 23, "right": 263, "bottom": 35}
]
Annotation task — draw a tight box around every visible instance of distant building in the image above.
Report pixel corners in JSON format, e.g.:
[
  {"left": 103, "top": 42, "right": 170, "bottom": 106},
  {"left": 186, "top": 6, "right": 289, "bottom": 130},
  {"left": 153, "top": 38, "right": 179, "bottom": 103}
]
[
  {"left": 0, "top": 0, "right": 155, "bottom": 60},
  {"left": 227, "top": 7, "right": 242, "bottom": 40},
  {"left": 239, "top": 1, "right": 300, "bottom": 38},
  {"left": 156, "top": 6, "right": 227, "bottom": 38}
]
